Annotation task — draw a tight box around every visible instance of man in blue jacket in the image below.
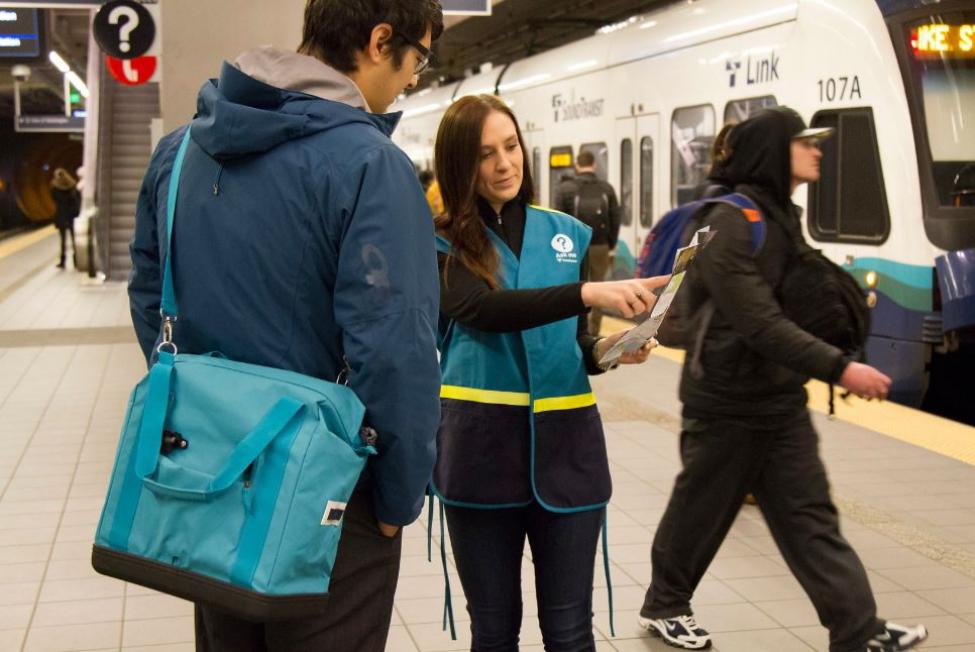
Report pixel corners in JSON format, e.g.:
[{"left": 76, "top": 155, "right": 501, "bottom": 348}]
[{"left": 128, "top": 1, "right": 444, "bottom": 649}]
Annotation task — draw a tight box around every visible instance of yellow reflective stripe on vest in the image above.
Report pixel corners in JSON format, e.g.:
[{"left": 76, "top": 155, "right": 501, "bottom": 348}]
[
  {"left": 533, "top": 392, "right": 597, "bottom": 414},
  {"left": 440, "top": 386, "right": 596, "bottom": 413},
  {"left": 440, "top": 385, "right": 531, "bottom": 407}
]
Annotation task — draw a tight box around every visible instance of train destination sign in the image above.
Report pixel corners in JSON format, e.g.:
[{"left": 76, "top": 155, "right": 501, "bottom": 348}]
[{"left": 911, "top": 23, "right": 975, "bottom": 59}]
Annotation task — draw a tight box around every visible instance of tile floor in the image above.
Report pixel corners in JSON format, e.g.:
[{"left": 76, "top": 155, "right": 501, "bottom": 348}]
[{"left": 2, "top": 234, "right": 975, "bottom": 651}]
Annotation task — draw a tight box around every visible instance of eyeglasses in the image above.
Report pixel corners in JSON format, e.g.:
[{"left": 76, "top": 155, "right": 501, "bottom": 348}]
[{"left": 397, "top": 34, "right": 433, "bottom": 76}]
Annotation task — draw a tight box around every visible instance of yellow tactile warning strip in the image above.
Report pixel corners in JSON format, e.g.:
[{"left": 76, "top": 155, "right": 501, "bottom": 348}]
[
  {"left": 0, "top": 225, "right": 56, "bottom": 259},
  {"left": 600, "top": 316, "right": 975, "bottom": 465}
]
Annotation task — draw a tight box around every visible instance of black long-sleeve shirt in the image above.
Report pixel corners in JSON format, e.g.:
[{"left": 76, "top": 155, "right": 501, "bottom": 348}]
[{"left": 438, "top": 198, "right": 604, "bottom": 375}]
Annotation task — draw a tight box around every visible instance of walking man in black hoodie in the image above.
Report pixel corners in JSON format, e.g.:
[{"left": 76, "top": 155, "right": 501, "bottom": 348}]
[
  {"left": 555, "top": 150, "right": 622, "bottom": 335},
  {"left": 636, "top": 107, "right": 928, "bottom": 652}
]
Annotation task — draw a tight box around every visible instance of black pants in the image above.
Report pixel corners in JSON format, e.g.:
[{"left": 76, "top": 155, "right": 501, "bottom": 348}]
[
  {"left": 58, "top": 223, "right": 75, "bottom": 267},
  {"left": 445, "top": 502, "right": 604, "bottom": 652},
  {"left": 641, "top": 410, "right": 884, "bottom": 652},
  {"left": 195, "top": 489, "right": 402, "bottom": 652}
]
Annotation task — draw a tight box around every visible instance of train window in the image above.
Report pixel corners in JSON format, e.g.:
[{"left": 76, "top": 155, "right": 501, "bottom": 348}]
[
  {"left": 620, "top": 139, "right": 633, "bottom": 227},
  {"left": 549, "top": 145, "right": 574, "bottom": 207},
  {"left": 808, "top": 108, "right": 890, "bottom": 243},
  {"left": 640, "top": 136, "right": 654, "bottom": 228},
  {"left": 723, "top": 96, "right": 777, "bottom": 125},
  {"left": 671, "top": 105, "right": 715, "bottom": 207},
  {"left": 919, "top": 64, "right": 975, "bottom": 207},
  {"left": 579, "top": 142, "right": 609, "bottom": 182}
]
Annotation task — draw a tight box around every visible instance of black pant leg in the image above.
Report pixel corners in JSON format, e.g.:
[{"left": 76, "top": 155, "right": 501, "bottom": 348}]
[
  {"left": 57, "top": 227, "right": 67, "bottom": 265},
  {"left": 641, "top": 418, "right": 765, "bottom": 619},
  {"left": 195, "top": 604, "right": 266, "bottom": 652},
  {"left": 68, "top": 221, "right": 76, "bottom": 265},
  {"left": 753, "top": 411, "right": 883, "bottom": 652},
  {"left": 445, "top": 504, "right": 529, "bottom": 652},
  {"left": 195, "top": 488, "right": 403, "bottom": 652},
  {"left": 526, "top": 504, "right": 603, "bottom": 651}
]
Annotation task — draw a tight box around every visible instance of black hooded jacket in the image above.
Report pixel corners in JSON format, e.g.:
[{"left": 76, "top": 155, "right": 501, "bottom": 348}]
[{"left": 679, "top": 108, "right": 848, "bottom": 418}]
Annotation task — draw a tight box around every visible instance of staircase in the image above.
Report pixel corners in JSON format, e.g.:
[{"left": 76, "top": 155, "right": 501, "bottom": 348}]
[{"left": 96, "top": 74, "right": 160, "bottom": 280}]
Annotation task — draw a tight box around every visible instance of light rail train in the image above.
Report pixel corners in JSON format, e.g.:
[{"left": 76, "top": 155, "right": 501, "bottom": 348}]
[{"left": 392, "top": 0, "right": 975, "bottom": 418}]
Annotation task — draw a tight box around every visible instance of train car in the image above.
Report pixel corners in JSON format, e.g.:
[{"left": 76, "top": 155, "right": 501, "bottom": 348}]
[{"left": 392, "top": 0, "right": 975, "bottom": 416}]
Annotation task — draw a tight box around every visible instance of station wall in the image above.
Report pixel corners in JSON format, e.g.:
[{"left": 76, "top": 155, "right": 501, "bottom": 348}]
[{"left": 159, "top": 0, "right": 304, "bottom": 132}]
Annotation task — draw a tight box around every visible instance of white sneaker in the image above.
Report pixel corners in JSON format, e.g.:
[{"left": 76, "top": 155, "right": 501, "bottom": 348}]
[
  {"left": 865, "top": 621, "right": 928, "bottom": 651},
  {"left": 638, "top": 614, "right": 712, "bottom": 649}
]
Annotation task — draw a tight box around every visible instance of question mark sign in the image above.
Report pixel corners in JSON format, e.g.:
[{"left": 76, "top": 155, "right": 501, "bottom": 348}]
[{"left": 108, "top": 6, "right": 139, "bottom": 54}]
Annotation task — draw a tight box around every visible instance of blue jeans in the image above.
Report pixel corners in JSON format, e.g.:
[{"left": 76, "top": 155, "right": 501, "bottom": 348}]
[{"left": 445, "top": 502, "right": 604, "bottom": 652}]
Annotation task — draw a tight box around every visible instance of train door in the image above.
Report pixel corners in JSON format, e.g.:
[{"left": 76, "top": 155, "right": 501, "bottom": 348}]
[
  {"left": 614, "top": 114, "right": 660, "bottom": 277},
  {"left": 522, "top": 127, "right": 546, "bottom": 206}
]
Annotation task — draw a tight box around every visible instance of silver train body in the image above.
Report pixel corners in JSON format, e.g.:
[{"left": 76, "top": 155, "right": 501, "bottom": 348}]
[{"left": 393, "top": 0, "right": 975, "bottom": 411}]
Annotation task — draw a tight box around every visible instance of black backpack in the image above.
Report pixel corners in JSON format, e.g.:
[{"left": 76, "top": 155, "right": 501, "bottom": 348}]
[
  {"left": 572, "top": 180, "right": 609, "bottom": 239},
  {"left": 779, "top": 247, "right": 870, "bottom": 357},
  {"left": 779, "top": 247, "right": 871, "bottom": 414}
]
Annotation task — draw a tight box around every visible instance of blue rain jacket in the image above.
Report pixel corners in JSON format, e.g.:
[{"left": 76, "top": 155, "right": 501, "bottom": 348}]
[{"left": 128, "top": 61, "right": 441, "bottom": 526}]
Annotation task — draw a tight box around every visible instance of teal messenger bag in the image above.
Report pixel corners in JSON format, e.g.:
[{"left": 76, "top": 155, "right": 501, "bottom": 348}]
[{"left": 91, "top": 128, "right": 376, "bottom": 621}]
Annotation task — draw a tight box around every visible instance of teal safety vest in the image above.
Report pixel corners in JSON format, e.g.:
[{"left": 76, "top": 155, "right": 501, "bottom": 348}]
[{"left": 433, "top": 204, "right": 611, "bottom": 512}]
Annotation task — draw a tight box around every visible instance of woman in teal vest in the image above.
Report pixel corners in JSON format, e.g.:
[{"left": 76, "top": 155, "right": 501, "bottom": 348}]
[{"left": 432, "top": 94, "right": 667, "bottom": 651}]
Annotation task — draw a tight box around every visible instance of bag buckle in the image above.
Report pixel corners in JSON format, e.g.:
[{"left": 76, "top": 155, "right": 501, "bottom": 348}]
[
  {"left": 359, "top": 426, "right": 378, "bottom": 447},
  {"left": 335, "top": 356, "right": 351, "bottom": 386},
  {"left": 157, "top": 316, "right": 178, "bottom": 355},
  {"left": 161, "top": 430, "right": 188, "bottom": 453}
]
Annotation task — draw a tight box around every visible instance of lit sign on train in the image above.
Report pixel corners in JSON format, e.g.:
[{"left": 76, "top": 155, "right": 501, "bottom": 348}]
[
  {"left": 911, "top": 23, "right": 975, "bottom": 59},
  {"left": 550, "top": 152, "right": 573, "bottom": 168}
]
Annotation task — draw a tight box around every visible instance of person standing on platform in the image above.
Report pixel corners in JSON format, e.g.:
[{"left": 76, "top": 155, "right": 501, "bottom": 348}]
[
  {"left": 128, "top": 1, "right": 445, "bottom": 650},
  {"left": 426, "top": 175, "right": 445, "bottom": 217},
  {"left": 50, "top": 168, "right": 79, "bottom": 269},
  {"left": 432, "top": 94, "right": 668, "bottom": 651},
  {"left": 555, "top": 150, "right": 623, "bottom": 335},
  {"left": 636, "top": 107, "right": 928, "bottom": 652}
]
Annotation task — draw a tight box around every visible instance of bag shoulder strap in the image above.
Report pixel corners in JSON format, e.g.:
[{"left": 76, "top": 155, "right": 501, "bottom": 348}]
[
  {"left": 160, "top": 127, "right": 194, "bottom": 320},
  {"left": 701, "top": 193, "right": 767, "bottom": 257},
  {"left": 686, "top": 193, "right": 764, "bottom": 378}
]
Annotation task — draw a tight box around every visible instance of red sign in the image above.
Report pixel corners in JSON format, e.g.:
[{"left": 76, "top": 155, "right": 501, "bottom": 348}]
[{"left": 106, "top": 54, "right": 156, "bottom": 85}]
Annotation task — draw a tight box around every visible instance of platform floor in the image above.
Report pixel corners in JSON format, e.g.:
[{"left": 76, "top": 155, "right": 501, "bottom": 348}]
[{"left": 2, "top": 232, "right": 975, "bottom": 651}]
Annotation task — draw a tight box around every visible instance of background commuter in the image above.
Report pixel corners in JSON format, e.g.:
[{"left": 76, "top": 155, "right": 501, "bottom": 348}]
[
  {"left": 433, "top": 93, "right": 668, "bottom": 651},
  {"left": 49, "top": 167, "right": 79, "bottom": 269},
  {"left": 637, "top": 107, "right": 928, "bottom": 652},
  {"left": 127, "top": 1, "right": 445, "bottom": 650},
  {"left": 419, "top": 168, "right": 435, "bottom": 193},
  {"left": 554, "top": 151, "right": 623, "bottom": 335},
  {"left": 426, "top": 175, "right": 445, "bottom": 217}
]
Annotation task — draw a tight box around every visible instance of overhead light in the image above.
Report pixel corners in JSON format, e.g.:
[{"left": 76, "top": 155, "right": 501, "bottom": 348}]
[
  {"left": 49, "top": 50, "right": 70, "bottom": 73},
  {"left": 567, "top": 59, "right": 598, "bottom": 72},
  {"left": 663, "top": 4, "right": 797, "bottom": 43},
  {"left": 66, "top": 70, "right": 89, "bottom": 98}
]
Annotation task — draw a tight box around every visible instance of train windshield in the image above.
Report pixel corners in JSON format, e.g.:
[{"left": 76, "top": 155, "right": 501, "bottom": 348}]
[{"left": 901, "top": 13, "right": 975, "bottom": 208}]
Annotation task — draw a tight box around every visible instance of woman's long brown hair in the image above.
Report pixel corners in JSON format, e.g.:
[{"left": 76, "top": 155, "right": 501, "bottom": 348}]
[{"left": 434, "top": 94, "right": 535, "bottom": 290}]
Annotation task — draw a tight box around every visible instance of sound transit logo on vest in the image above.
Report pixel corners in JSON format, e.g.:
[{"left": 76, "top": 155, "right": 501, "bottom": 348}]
[{"left": 551, "top": 234, "right": 578, "bottom": 264}]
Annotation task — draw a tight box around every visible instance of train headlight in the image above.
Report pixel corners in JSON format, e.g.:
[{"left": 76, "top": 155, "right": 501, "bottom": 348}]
[{"left": 864, "top": 270, "right": 878, "bottom": 289}]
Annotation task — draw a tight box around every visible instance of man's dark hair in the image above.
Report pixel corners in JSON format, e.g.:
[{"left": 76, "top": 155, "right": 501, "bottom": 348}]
[
  {"left": 576, "top": 151, "right": 595, "bottom": 167},
  {"left": 299, "top": 0, "right": 444, "bottom": 74}
]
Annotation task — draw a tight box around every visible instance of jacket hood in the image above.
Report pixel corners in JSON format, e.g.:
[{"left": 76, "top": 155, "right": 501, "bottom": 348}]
[
  {"left": 190, "top": 47, "right": 400, "bottom": 161},
  {"left": 709, "top": 108, "right": 796, "bottom": 209}
]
